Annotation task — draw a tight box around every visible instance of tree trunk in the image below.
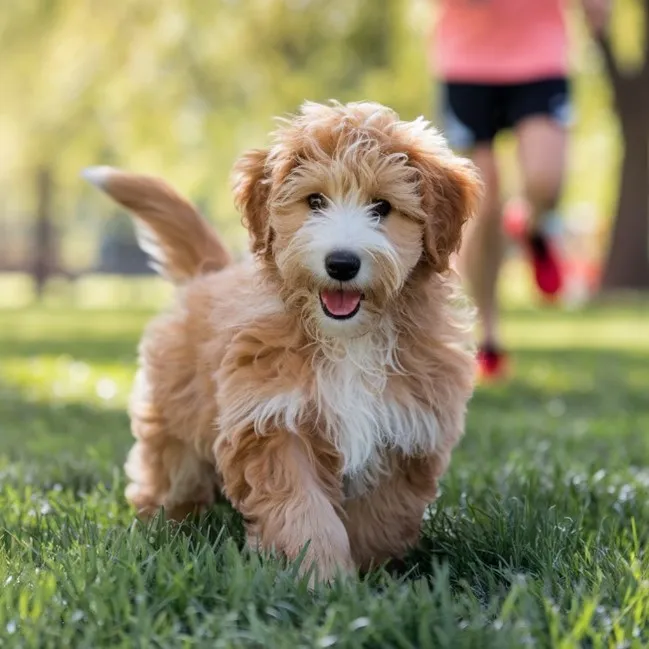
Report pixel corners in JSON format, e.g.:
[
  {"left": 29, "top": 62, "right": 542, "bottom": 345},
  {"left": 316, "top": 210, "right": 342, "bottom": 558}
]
[
  {"left": 33, "top": 166, "right": 55, "bottom": 299},
  {"left": 601, "top": 119, "right": 649, "bottom": 290},
  {"left": 597, "top": 21, "right": 649, "bottom": 292}
]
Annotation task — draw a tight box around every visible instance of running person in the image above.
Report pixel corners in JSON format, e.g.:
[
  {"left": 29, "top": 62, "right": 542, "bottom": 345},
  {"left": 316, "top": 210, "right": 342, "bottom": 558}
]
[{"left": 429, "top": 0, "right": 611, "bottom": 379}]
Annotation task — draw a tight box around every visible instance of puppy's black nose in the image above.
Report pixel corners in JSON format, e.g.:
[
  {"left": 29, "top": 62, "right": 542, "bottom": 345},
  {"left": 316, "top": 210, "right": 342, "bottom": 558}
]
[{"left": 325, "top": 250, "right": 361, "bottom": 281}]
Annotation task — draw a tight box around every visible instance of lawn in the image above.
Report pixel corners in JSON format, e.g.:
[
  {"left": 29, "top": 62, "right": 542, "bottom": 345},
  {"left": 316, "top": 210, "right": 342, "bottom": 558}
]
[{"left": 1, "top": 301, "right": 649, "bottom": 648}]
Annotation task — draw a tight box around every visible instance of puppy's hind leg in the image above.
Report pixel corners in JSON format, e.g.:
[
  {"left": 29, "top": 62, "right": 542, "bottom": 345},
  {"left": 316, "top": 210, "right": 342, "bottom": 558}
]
[
  {"left": 125, "top": 438, "right": 217, "bottom": 522},
  {"left": 124, "top": 373, "right": 218, "bottom": 521}
]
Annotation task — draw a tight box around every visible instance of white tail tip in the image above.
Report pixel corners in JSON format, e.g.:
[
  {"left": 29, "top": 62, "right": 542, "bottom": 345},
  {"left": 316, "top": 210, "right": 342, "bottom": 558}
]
[{"left": 81, "top": 166, "right": 115, "bottom": 189}]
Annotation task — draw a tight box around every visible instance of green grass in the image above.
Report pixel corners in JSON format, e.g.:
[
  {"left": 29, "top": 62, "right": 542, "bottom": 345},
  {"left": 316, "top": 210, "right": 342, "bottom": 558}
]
[{"left": 1, "top": 302, "right": 649, "bottom": 648}]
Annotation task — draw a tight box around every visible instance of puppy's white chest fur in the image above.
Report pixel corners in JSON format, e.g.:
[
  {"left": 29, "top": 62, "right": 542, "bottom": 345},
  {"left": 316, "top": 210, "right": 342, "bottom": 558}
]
[
  {"left": 312, "top": 351, "right": 438, "bottom": 483},
  {"left": 247, "top": 335, "right": 439, "bottom": 494}
]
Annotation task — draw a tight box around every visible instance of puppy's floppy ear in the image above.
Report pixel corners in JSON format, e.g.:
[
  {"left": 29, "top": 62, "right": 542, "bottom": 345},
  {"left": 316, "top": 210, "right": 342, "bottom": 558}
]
[
  {"left": 410, "top": 148, "right": 482, "bottom": 273},
  {"left": 231, "top": 148, "right": 272, "bottom": 256}
]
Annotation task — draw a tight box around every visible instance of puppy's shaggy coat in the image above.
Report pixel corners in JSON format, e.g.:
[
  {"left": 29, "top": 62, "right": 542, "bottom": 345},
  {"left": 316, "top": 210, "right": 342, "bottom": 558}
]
[{"left": 85, "top": 101, "right": 482, "bottom": 580}]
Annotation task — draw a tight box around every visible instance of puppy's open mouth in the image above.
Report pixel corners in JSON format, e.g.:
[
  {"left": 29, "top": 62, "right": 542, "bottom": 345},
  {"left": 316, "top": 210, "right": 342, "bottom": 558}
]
[{"left": 319, "top": 289, "right": 363, "bottom": 320}]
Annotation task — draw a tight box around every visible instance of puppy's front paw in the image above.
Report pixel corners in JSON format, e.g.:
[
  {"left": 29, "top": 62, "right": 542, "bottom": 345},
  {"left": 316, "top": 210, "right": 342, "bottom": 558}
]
[
  {"left": 246, "top": 524, "right": 355, "bottom": 585},
  {"left": 300, "top": 536, "right": 355, "bottom": 586}
]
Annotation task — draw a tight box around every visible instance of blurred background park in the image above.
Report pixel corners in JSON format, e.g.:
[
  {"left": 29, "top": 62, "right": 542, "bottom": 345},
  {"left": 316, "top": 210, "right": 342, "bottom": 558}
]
[{"left": 0, "top": 0, "right": 647, "bottom": 309}]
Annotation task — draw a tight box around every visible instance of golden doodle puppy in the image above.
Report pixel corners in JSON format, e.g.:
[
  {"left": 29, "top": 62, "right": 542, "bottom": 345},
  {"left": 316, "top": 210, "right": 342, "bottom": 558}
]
[{"left": 84, "top": 100, "right": 482, "bottom": 582}]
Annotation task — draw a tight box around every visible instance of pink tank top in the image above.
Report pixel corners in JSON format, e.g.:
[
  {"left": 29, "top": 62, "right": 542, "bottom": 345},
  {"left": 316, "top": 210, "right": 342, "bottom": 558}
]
[{"left": 431, "top": 0, "right": 569, "bottom": 83}]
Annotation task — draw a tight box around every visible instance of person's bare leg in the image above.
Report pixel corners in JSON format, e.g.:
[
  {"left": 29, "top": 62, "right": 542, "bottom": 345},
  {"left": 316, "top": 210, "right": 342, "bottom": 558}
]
[
  {"left": 516, "top": 116, "right": 567, "bottom": 231},
  {"left": 457, "top": 145, "right": 504, "bottom": 347},
  {"left": 516, "top": 116, "right": 568, "bottom": 297}
]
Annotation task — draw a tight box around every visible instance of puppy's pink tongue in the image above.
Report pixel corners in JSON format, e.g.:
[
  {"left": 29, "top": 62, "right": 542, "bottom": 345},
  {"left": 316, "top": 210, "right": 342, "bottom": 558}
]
[{"left": 320, "top": 289, "right": 362, "bottom": 316}]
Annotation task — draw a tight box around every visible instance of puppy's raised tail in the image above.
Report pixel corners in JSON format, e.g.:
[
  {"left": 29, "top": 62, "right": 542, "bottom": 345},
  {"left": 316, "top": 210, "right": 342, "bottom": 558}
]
[{"left": 83, "top": 166, "right": 232, "bottom": 284}]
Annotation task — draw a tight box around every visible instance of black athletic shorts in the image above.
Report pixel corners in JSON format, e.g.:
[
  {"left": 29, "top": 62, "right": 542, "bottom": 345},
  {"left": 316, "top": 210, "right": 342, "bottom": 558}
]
[{"left": 437, "top": 77, "right": 571, "bottom": 151}]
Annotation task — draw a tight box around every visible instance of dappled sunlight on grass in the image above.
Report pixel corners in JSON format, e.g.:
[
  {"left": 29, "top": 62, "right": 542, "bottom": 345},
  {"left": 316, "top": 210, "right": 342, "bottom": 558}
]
[
  {"left": 0, "top": 274, "right": 172, "bottom": 310},
  {"left": 1, "top": 356, "right": 132, "bottom": 408},
  {"left": 503, "top": 308, "right": 649, "bottom": 350}
]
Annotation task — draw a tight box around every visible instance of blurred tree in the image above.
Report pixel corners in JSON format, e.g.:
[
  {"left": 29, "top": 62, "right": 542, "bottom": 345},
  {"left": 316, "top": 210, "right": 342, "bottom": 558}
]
[
  {"left": 33, "top": 167, "right": 55, "bottom": 297},
  {"left": 598, "top": 0, "right": 649, "bottom": 290},
  {"left": 1, "top": 0, "right": 426, "bottom": 263},
  {"left": 0, "top": 0, "right": 146, "bottom": 288}
]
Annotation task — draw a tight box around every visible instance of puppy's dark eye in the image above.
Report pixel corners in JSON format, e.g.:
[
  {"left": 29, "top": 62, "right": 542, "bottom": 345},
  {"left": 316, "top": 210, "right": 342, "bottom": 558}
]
[
  {"left": 370, "top": 199, "right": 392, "bottom": 219},
  {"left": 307, "top": 193, "right": 326, "bottom": 211}
]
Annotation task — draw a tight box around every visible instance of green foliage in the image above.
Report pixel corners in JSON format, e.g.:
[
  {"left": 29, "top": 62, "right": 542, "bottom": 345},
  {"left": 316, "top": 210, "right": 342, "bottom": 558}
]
[
  {"left": 610, "top": 0, "right": 648, "bottom": 70},
  {"left": 0, "top": 1, "right": 431, "bottom": 241},
  {"left": 0, "top": 0, "right": 643, "bottom": 260},
  {"left": 1, "top": 300, "right": 649, "bottom": 646}
]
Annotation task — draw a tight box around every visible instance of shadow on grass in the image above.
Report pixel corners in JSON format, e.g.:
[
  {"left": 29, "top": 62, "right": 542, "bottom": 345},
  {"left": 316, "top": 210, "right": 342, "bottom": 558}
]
[
  {"left": 0, "top": 381, "right": 131, "bottom": 491},
  {"left": 0, "top": 339, "right": 138, "bottom": 364}
]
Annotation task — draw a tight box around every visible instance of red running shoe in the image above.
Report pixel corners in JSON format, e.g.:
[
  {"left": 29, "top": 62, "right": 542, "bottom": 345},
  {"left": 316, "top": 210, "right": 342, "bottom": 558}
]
[
  {"left": 526, "top": 232, "right": 563, "bottom": 299},
  {"left": 476, "top": 344, "right": 509, "bottom": 382}
]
